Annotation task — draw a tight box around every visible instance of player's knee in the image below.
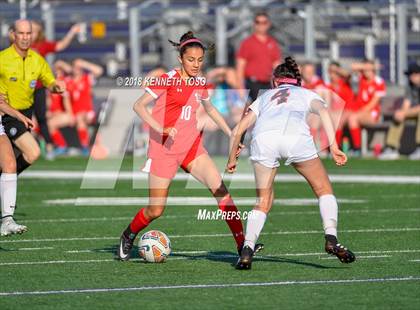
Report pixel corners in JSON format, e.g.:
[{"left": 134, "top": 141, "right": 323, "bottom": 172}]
[
  {"left": 24, "top": 146, "right": 41, "bottom": 164},
  {"left": 2, "top": 158, "right": 16, "bottom": 173},
  {"left": 144, "top": 207, "right": 165, "bottom": 220},
  {"left": 314, "top": 184, "right": 333, "bottom": 198}
]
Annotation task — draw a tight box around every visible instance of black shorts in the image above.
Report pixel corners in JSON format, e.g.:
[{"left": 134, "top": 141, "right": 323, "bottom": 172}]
[{"left": 2, "top": 108, "right": 33, "bottom": 141}]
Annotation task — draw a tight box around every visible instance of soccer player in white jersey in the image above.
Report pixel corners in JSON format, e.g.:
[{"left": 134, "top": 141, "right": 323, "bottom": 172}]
[
  {"left": 0, "top": 94, "right": 34, "bottom": 235},
  {"left": 227, "top": 57, "right": 355, "bottom": 269}
]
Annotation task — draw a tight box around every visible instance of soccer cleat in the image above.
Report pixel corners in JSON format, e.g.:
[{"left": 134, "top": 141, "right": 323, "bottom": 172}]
[
  {"left": 237, "top": 243, "right": 264, "bottom": 256},
  {"left": 235, "top": 245, "right": 254, "bottom": 270},
  {"left": 118, "top": 232, "right": 134, "bottom": 261},
  {"left": 325, "top": 235, "right": 356, "bottom": 264},
  {"left": 0, "top": 217, "right": 28, "bottom": 236}
]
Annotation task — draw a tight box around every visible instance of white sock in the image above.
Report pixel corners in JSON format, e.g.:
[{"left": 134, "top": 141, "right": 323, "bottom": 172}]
[
  {"left": 244, "top": 210, "right": 267, "bottom": 250},
  {"left": 319, "top": 194, "right": 338, "bottom": 237},
  {"left": 1, "top": 173, "right": 17, "bottom": 221}
]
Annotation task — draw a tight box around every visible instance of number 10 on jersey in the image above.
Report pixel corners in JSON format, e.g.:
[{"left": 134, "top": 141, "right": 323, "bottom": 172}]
[{"left": 181, "top": 105, "right": 192, "bottom": 120}]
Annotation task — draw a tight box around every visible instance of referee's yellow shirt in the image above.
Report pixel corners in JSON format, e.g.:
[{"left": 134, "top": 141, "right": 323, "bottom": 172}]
[{"left": 0, "top": 45, "right": 55, "bottom": 110}]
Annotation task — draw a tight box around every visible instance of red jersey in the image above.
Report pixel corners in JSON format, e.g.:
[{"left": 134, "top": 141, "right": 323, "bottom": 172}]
[
  {"left": 49, "top": 76, "right": 71, "bottom": 113},
  {"left": 67, "top": 74, "right": 95, "bottom": 114},
  {"left": 236, "top": 34, "right": 281, "bottom": 83},
  {"left": 31, "top": 40, "right": 57, "bottom": 57},
  {"left": 302, "top": 75, "right": 325, "bottom": 91},
  {"left": 31, "top": 40, "right": 58, "bottom": 89},
  {"left": 327, "top": 78, "right": 355, "bottom": 111},
  {"left": 144, "top": 69, "right": 209, "bottom": 157},
  {"left": 355, "top": 75, "right": 386, "bottom": 112}
]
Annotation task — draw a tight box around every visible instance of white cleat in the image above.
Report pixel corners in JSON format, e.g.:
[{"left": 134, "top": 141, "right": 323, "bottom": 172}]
[
  {"left": 408, "top": 147, "right": 420, "bottom": 160},
  {"left": 378, "top": 148, "right": 400, "bottom": 160},
  {"left": 0, "top": 218, "right": 28, "bottom": 236}
]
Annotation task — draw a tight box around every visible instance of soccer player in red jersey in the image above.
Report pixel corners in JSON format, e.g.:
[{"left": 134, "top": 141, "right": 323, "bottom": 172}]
[
  {"left": 47, "top": 61, "right": 75, "bottom": 151},
  {"left": 326, "top": 62, "right": 355, "bottom": 146},
  {"left": 301, "top": 62, "right": 330, "bottom": 153},
  {"left": 348, "top": 59, "right": 386, "bottom": 154},
  {"left": 66, "top": 59, "right": 103, "bottom": 154},
  {"left": 31, "top": 21, "right": 81, "bottom": 159},
  {"left": 118, "top": 31, "right": 255, "bottom": 261}
]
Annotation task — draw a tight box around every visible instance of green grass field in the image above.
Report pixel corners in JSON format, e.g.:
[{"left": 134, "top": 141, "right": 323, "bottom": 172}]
[{"left": 0, "top": 157, "right": 419, "bottom": 309}]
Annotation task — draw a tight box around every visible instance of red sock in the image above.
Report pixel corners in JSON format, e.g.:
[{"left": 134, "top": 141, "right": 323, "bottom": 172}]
[
  {"left": 51, "top": 130, "right": 67, "bottom": 148},
  {"left": 77, "top": 128, "right": 89, "bottom": 148},
  {"left": 130, "top": 208, "right": 150, "bottom": 234},
  {"left": 350, "top": 127, "right": 361, "bottom": 149},
  {"left": 218, "top": 196, "right": 245, "bottom": 250},
  {"left": 335, "top": 129, "right": 343, "bottom": 147}
]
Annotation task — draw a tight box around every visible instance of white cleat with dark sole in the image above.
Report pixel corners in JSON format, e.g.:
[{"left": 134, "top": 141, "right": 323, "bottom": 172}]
[{"left": 0, "top": 218, "right": 28, "bottom": 236}]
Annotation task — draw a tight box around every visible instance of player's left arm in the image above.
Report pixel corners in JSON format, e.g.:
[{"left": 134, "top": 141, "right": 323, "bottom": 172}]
[
  {"left": 361, "top": 95, "right": 381, "bottom": 112},
  {"left": 311, "top": 99, "right": 347, "bottom": 166},
  {"left": 202, "top": 98, "right": 231, "bottom": 136}
]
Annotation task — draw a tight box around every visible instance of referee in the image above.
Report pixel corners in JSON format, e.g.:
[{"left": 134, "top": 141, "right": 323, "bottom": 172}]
[{"left": 0, "top": 19, "right": 65, "bottom": 174}]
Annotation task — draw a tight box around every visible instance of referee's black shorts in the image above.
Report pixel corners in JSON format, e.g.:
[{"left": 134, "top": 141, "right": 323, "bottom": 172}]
[{"left": 2, "top": 107, "right": 33, "bottom": 141}]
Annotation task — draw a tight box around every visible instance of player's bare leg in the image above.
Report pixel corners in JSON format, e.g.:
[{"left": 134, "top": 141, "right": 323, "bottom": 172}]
[
  {"left": 186, "top": 153, "right": 263, "bottom": 255},
  {"left": 118, "top": 174, "right": 171, "bottom": 261},
  {"left": 13, "top": 132, "right": 41, "bottom": 174},
  {"left": 235, "top": 162, "right": 277, "bottom": 270},
  {"left": 0, "top": 135, "right": 27, "bottom": 236},
  {"left": 293, "top": 157, "right": 355, "bottom": 263}
]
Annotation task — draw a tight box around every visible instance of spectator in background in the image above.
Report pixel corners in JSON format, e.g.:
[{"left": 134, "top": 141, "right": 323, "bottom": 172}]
[
  {"left": 379, "top": 63, "right": 420, "bottom": 160},
  {"left": 197, "top": 67, "right": 243, "bottom": 155},
  {"left": 236, "top": 12, "right": 281, "bottom": 103},
  {"left": 67, "top": 58, "right": 103, "bottom": 155},
  {"left": 326, "top": 61, "right": 355, "bottom": 147},
  {"left": 31, "top": 21, "right": 82, "bottom": 159},
  {"left": 347, "top": 59, "right": 386, "bottom": 155}
]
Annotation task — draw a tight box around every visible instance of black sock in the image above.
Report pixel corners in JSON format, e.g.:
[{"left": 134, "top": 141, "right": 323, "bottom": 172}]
[
  {"left": 124, "top": 225, "right": 137, "bottom": 240},
  {"left": 16, "top": 155, "right": 31, "bottom": 175},
  {"left": 325, "top": 234, "right": 338, "bottom": 245}
]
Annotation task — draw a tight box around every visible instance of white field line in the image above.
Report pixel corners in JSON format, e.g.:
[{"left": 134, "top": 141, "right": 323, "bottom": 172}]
[
  {"left": 21, "top": 171, "right": 420, "bottom": 184},
  {"left": 0, "top": 227, "right": 419, "bottom": 244},
  {"left": 320, "top": 255, "right": 391, "bottom": 260},
  {"left": 43, "top": 197, "right": 366, "bottom": 207},
  {"left": 0, "top": 277, "right": 419, "bottom": 297},
  {"left": 410, "top": 260, "right": 420, "bottom": 262},
  {"left": 19, "top": 208, "right": 420, "bottom": 224},
  {"left": 4, "top": 248, "right": 420, "bottom": 257}
]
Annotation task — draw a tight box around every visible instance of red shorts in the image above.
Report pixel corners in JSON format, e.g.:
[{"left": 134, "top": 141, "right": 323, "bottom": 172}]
[{"left": 143, "top": 137, "right": 207, "bottom": 179}]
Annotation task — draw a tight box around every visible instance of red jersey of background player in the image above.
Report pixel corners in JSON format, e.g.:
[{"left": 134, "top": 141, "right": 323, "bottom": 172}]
[
  {"left": 144, "top": 69, "right": 209, "bottom": 157},
  {"left": 302, "top": 75, "right": 325, "bottom": 91},
  {"left": 327, "top": 78, "right": 355, "bottom": 111},
  {"left": 66, "top": 74, "right": 95, "bottom": 114},
  {"left": 354, "top": 75, "right": 386, "bottom": 113},
  {"left": 49, "top": 75, "right": 71, "bottom": 113}
]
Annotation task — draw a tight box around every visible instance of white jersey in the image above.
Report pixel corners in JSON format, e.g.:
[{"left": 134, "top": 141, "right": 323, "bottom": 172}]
[
  {"left": 249, "top": 84, "right": 326, "bottom": 138},
  {"left": 248, "top": 84, "right": 326, "bottom": 167}
]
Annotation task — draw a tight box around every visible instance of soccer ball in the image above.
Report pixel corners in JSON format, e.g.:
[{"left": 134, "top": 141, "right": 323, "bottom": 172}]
[{"left": 138, "top": 230, "right": 171, "bottom": 263}]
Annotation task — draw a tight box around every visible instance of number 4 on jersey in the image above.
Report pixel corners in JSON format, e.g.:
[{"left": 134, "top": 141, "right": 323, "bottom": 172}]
[{"left": 271, "top": 88, "right": 290, "bottom": 105}]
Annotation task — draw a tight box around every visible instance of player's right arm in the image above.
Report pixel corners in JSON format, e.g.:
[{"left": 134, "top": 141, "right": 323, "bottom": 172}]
[
  {"left": 226, "top": 110, "right": 257, "bottom": 173},
  {"left": 133, "top": 92, "right": 177, "bottom": 139},
  {"left": 0, "top": 94, "right": 34, "bottom": 129}
]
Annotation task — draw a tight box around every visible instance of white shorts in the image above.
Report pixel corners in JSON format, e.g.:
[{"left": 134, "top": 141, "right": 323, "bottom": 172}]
[{"left": 250, "top": 131, "right": 319, "bottom": 168}]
